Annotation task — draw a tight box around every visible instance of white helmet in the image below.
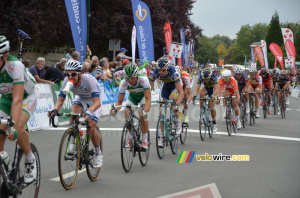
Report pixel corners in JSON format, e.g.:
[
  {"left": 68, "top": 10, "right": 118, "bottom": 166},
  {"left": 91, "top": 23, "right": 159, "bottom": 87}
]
[
  {"left": 234, "top": 67, "right": 243, "bottom": 74},
  {"left": 0, "top": 36, "right": 10, "bottom": 57},
  {"left": 222, "top": 70, "right": 231, "bottom": 77},
  {"left": 64, "top": 60, "right": 82, "bottom": 71},
  {"left": 249, "top": 68, "right": 257, "bottom": 73}
]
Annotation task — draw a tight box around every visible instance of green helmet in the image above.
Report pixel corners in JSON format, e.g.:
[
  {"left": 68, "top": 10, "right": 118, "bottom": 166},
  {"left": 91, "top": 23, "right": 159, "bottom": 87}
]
[{"left": 123, "top": 63, "right": 138, "bottom": 78}]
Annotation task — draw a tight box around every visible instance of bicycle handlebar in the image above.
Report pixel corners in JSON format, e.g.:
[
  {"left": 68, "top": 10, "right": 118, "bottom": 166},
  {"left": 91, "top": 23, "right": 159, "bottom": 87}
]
[{"left": 0, "top": 117, "right": 15, "bottom": 136}]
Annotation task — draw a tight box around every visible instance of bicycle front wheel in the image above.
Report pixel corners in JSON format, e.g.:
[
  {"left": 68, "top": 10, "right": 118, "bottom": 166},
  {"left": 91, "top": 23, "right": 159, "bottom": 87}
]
[
  {"left": 199, "top": 112, "right": 206, "bottom": 141},
  {"left": 139, "top": 130, "right": 150, "bottom": 166},
  {"left": 156, "top": 116, "right": 166, "bottom": 159},
  {"left": 121, "top": 122, "right": 134, "bottom": 172},
  {"left": 226, "top": 109, "right": 233, "bottom": 136},
  {"left": 170, "top": 134, "right": 179, "bottom": 155},
  {"left": 180, "top": 123, "right": 187, "bottom": 144},
  {"left": 58, "top": 128, "right": 80, "bottom": 190},
  {"left": 86, "top": 126, "right": 103, "bottom": 181},
  {"left": 208, "top": 121, "right": 213, "bottom": 138},
  {"left": 14, "top": 143, "right": 41, "bottom": 198}
]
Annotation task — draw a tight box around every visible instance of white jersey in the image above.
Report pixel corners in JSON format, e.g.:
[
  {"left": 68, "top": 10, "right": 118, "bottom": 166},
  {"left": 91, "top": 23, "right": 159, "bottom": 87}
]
[
  {"left": 119, "top": 74, "right": 150, "bottom": 97},
  {"left": 60, "top": 74, "right": 101, "bottom": 100},
  {"left": 0, "top": 55, "right": 36, "bottom": 100}
]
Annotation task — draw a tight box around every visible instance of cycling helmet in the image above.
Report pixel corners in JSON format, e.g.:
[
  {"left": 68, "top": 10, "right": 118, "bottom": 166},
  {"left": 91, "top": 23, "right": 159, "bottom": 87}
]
[
  {"left": 157, "top": 57, "right": 170, "bottom": 69},
  {"left": 260, "top": 67, "right": 267, "bottom": 74},
  {"left": 64, "top": 60, "right": 82, "bottom": 71},
  {"left": 202, "top": 68, "right": 212, "bottom": 79},
  {"left": 222, "top": 70, "right": 231, "bottom": 77},
  {"left": 234, "top": 67, "right": 243, "bottom": 74},
  {"left": 249, "top": 68, "right": 257, "bottom": 73},
  {"left": 281, "top": 70, "right": 287, "bottom": 75},
  {"left": 0, "top": 36, "right": 10, "bottom": 56},
  {"left": 123, "top": 63, "right": 138, "bottom": 78}
]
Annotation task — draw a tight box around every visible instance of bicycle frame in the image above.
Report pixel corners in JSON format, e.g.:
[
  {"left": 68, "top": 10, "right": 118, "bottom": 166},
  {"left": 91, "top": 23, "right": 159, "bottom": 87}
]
[{"left": 159, "top": 101, "right": 175, "bottom": 142}]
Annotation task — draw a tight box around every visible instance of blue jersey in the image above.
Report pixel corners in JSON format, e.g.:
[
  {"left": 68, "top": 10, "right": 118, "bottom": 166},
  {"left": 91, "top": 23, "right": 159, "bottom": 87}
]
[
  {"left": 197, "top": 73, "right": 218, "bottom": 89},
  {"left": 149, "top": 66, "right": 180, "bottom": 85}
]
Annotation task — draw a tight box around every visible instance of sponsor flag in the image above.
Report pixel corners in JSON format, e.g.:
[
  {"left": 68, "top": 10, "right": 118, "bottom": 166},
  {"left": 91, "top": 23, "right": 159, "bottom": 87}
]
[
  {"left": 131, "top": 25, "right": 136, "bottom": 63},
  {"left": 164, "top": 21, "right": 173, "bottom": 62},
  {"left": 282, "top": 28, "right": 295, "bottom": 73},
  {"left": 285, "top": 58, "right": 294, "bottom": 70},
  {"left": 282, "top": 28, "right": 294, "bottom": 43},
  {"left": 254, "top": 46, "right": 265, "bottom": 67},
  {"left": 180, "top": 27, "right": 185, "bottom": 66},
  {"left": 131, "top": 0, "right": 155, "bottom": 62},
  {"left": 261, "top": 40, "right": 269, "bottom": 70},
  {"left": 269, "top": 43, "right": 284, "bottom": 70},
  {"left": 64, "top": 0, "right": 87, "bottom": 63}
]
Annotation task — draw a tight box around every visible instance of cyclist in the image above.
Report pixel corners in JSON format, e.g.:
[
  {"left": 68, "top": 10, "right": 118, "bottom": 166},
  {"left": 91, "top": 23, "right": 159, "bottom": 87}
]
[
  {"left": 234, "top": 67, "right": 250, "bottom": 113},
  {"left": 149, "top": 57, "right": 184, "bottom": 145},
  {"left": 271, "top": 68, "right": 280, "bottom": 87},
  {"left": 0, "top": 36, "right": 37, "bottom": 183},
  {"left": 49, "top": 60, "right": 103, "bottom": 168},
  {"left": 179, "top": 67, "right": 193, "bottom": 123},
  {"left": 275, "top": 70, "right": 290, "bottom": 113},
  {"left": 217, "top": 70, "right": 241, "bottom": 129},
  {"left": 248, "top": 68, "right": 262, "bottom": 118},
  {"left": 260, "top": 68, "right": 274, "bottom": 114},
  {"left": 111, "top": 63, "right": 151, "bottom": 149},
  {"left": 193, "top": 68, "right": 218, "bottom": 132}
]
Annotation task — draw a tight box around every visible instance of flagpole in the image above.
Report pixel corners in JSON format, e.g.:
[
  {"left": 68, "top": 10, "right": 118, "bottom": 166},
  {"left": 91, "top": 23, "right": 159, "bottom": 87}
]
[{"left": 87, "top": 0, "right": 90, "bottom": 45}]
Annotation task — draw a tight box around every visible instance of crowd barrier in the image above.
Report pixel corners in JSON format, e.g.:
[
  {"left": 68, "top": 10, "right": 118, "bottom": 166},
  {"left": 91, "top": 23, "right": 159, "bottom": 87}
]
[
  {"left": 26, "top": 80, "right": 161, "bottom": 131},
  {"left": 291, "top": 86, "right": 300, "bottom": 99}
]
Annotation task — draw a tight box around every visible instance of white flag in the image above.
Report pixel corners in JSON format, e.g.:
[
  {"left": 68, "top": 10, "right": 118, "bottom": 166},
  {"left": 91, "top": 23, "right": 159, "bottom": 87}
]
[
  {"left": 261, "top": 40, "right": 269, "bottom": 70},
  {"left": 131, "top": 25, "right": 136, "bottom": 63}
]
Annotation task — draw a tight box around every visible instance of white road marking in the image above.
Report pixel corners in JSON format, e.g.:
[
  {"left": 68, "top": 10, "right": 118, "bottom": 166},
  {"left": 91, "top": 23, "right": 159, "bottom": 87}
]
[
  {"left": 157, "top": 183, "right": 221, "bottom": 198},
  {"left": 50, "top": 168, "right": 86, "bottom": 181},
  {"left": 49, "top": 128, "right": 300, "bottom": 142}
]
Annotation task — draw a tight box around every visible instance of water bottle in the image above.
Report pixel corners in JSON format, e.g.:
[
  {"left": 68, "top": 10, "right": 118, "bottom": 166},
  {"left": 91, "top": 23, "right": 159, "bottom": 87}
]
[
  {"left": 0, "top": 151, "right": 10, "bottom": 168},
  {"left": 133, "top": 121, "right": 138, "bottom": 132},
  {"left": 63, "top": 80, "right": 74, "bottom": 95}
]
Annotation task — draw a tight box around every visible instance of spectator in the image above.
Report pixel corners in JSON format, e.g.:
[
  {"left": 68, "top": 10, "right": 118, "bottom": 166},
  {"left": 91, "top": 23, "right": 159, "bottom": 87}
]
[
  {"left": 117, "top": 47, "right": 132, "bottom": 60},
  {"left": 122, "top": 59, "right": 130, "bottom": 66},
  {"left": 151, "top": 61, "right": 157, "bottom": 71},
  {"left": 29, "top": 57, "right": 55, "bottom": 85},
  {"left": 96, "top": 59, "right": 109, "bottom": 81},
  {"left": 82, "top": 61, "right": 91, "bottom": 73},
  {"left": 71, "top": 51, "right": 80, "bottom": 61},
  {"left": 116, "top": 55, "right": 122, "bottom": 62},
  {"left": 44, "top": 58, "right": 67, "bottom": 83},
  {"left": 92, "top": 56, "right": 99, "bottom": 67},
  {"left": 66, "top": 49, "right": 72, "bottom": 60},
  {"left": 102, "top": 57, "right": 109, "bottom": 63},
  {"left": 22, "top": 58, "right": 30, "bottom": 69}
]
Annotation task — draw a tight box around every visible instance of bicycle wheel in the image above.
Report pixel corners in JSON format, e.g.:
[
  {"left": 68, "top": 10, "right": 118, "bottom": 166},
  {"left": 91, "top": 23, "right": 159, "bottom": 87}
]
[
  {"left": 121, "top": 121, "right": 134, "bottom": 172},
  {"left": 207, "top": 121, "right": 213, "bottom": 138},
  {"left": 226, "top": 108, "right": 233, "bottom": 136},
  {"left": 156, "top": 116, "right": 166, "bottom": 159},
  {"left": 12, "top": 143, "right": 41, "bottom": 197},
  {"left": 249, "top": 98, "right": 254, "bottom": 126},
  {"left": 272, "top": 96, "right": 277, "bottom": 115},
  {"left": 86, "top": 126, "right": 103, "bottom": 181},
  {"left": 170, "top": 133, "right": 179, "bottom": 155},
  {"left": 240, "top": 103, "right": 246, "bottom": 128},
  {"left": 232, "top": 112, "right": 237, "bottom": 134},
  {"left": 180, "top": 123, "right": 187, "bottom": 144},
  {"left": 263, "top": 97, "right": 267, "bottom": 119},
  {"left": 58, "top": 128, "right": 80, "bottom": 190},
  {"left": 199, "top": 111, "right": 206, "bottom": 141},
  {"left": 139, "top": 129, "right": 150, "bottom": 166}
]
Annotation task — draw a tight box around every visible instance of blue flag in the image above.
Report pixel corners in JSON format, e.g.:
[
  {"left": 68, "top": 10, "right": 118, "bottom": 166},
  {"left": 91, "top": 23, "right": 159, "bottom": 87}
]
[
  {"left": 180, "top": 27, "right": 185, "bottom": 66},
  {"left": 64, "top": 0, "right": 87, "bottom": 63},
  {"left": 131, "top": 0, "right": 155, "bottom": 62}
]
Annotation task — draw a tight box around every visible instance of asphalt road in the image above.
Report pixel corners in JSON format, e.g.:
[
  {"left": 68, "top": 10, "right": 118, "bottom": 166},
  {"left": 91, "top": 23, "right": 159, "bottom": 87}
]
[{"left": 3, "top": 96, "right": 300, "bottom": 198}]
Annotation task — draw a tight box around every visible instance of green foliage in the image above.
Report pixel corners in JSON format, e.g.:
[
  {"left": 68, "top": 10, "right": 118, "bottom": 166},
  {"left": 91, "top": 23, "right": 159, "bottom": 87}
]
[
  {"left": 226, "top": 43, "right": 244, "bottom": 64},
  {"left": 195, "top": 36, "right": 218, "bottom": 64},
  {"left": 216, "top": 44, "right": 228, "bottom": 58},
  {"left": 265, "top": 11, "right": 283, "bottom": 52},
  {"left": 210, "top": 34, "right": 234, "bottom": 49}
]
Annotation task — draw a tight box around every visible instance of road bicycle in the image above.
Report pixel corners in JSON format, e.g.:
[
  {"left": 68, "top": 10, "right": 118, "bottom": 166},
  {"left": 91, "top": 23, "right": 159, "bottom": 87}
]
[
  {"left": 219, "top": 96, "right": 237, "bottom": 136},
  {"left": 271, "top": 89, "right": 278, "bottom": 115},
  {"left": 49, "top": 112, "right": 103, "bottom": 190},
  {"left": 155, "top": 100, "right": 179, "bottom": 159},
  {"left": 239, "top": 93, "right": 248, "bottom": 128},
  {"left": 193, "top": 97, "right": 213, "bottom": 141},
  {"left": 0, "top": 117, "right": 41, "bottom": 198},
  {"left": 276, "top": 89, "right": 288, "bottom": 119},
  {"left": 178, "top": 100, "right": 188, "bottom": 145},
  {"left": 16, "top": 29, "right": 31, "bottom": 61},
  {"left": 262, "top": 89, "right": 270, "bottom": 119},
  {"left": 248, "top": 92, "right": 259, "bottom": 126},
  {"left": 111, "top": 104, "right": 150, "bottom": 172}
]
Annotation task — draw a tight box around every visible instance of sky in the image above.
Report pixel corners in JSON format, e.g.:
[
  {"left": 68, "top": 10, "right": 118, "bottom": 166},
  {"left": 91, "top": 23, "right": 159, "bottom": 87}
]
[{"left": 191, "top": 0, "right": 300, "bottom": 39}]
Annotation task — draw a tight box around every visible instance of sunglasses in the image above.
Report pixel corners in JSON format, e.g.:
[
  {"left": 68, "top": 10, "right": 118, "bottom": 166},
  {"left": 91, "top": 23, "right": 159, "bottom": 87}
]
[
  {"left": 223, "top": 76, "right": 230, "bottom": 80},
  {"left": 158, "top": 69, "right": 167, "bottom": 72},
  {"left": 126, "top": 75, "right": 137, "bottom": 80},
  {"left": 66, "top": 72, "right": 80, "bottom": 77},
  {"left": 235, "top": 73, "right": 241, "bottom": 76}
]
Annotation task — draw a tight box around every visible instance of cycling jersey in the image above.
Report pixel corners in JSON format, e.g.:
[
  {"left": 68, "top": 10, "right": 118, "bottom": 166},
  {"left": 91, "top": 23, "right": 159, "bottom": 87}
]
[
  {"left": 249, "top": 74, "right": 262, "bottom": 88},
  {"left": 218, "top": 77, "right": 238, "bottom": 95},
  {"left": 59, "top": 74, "right": 102, "bottom": 122},
  {"left": 119, "top": 74, "right": 150, "bottom": 105},
  {"left": 277, "top": 76, "right": 289, "bottom": 89},
  {"left": 234, "top": 73, "right": 249, "bottom": 93},
  {"left": 261, "top": 73, "right": 272, "bottom": 88},
  {"left": 0, "top": 55, "right": 37, "bottom": 117},
  {"left": 272, "top": 74, "right": 279, "bottom": 85},
  {"left": 181, "top": 71, "right": 192, "bottom": 89},
  {"left": 197, "top": 73, "right": 218, "bottom": 89}
]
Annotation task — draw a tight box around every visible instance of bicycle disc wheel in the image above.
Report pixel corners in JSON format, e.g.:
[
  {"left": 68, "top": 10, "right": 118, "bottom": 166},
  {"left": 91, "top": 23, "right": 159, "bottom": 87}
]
[
  {"left": 226, "top": 109, "right": 233, "bottom": 136},
  {"left": 199, "top": 112, "right": 206, "bottom": 141},
  {"left": 156, "top": 116, "right": 166, "bottom": 159},
  {"left": 180, "top": 123, "right": 187, "bottom": 144},
  {"left": 58, "top": 128, "right": 80, "bottom": 190},
  {"left": 86, "top": 126, "right": 103, "bottom": 181},
  {"left": 121, "top": 122, "right": 134, "bottom": 172},
  {"left": 139, "top": 130, "right": 150, "bottom": 166},
  {"left": 13, "top": 143, "right": 41, "bottom": 197}
]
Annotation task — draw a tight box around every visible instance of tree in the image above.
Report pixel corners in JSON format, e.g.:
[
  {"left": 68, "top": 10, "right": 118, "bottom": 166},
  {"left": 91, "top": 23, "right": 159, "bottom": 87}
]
[
  {"left": 226, "top": 43, "right": 244, "bottom": 64},
  {"left": 265, "top": 11, "right": 283, "bottom": 52},
  {"left": 210, "top": 34, "right": 233, "bottom": 49},
  {"left": 216, "top": 44, "right": 228, "bottom": 58},
  {"left": 195, "top": 36, "right": 218, "bottom": 64}
]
